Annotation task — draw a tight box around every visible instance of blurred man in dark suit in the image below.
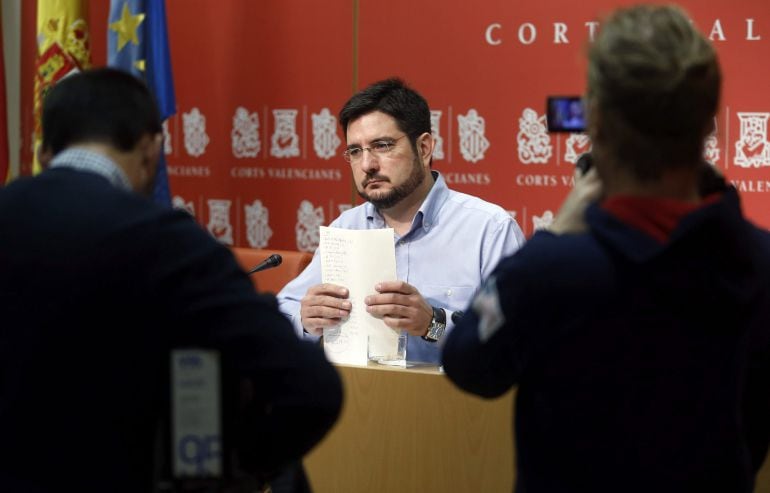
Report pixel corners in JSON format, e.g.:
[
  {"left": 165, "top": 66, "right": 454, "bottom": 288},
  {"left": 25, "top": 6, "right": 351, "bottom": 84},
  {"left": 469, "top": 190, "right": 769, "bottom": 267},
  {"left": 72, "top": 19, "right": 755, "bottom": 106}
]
[
  {"left": 444, "top": 6, "right": 770, "bottom": 492},
  {"left": 0, "top": 68, "right": 342, "bottom": 493}
]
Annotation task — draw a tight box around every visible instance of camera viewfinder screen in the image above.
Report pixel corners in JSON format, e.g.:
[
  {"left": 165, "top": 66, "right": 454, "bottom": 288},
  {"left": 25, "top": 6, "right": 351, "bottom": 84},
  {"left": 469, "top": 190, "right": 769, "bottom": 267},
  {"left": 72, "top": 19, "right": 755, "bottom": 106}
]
[{"left": 546, "top": 96, "right": 586, "bottom": 132}]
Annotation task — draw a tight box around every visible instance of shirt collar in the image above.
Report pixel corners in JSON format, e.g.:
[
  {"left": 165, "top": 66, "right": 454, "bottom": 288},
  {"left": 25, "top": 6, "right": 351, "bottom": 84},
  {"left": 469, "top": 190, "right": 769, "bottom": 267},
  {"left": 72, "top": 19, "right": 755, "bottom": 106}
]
[
  {"left": 364, "top": 170, "right": 450, "bottom": 234},
  {"left": 49, "top": 148, "right": 133, "bottom": 192}
]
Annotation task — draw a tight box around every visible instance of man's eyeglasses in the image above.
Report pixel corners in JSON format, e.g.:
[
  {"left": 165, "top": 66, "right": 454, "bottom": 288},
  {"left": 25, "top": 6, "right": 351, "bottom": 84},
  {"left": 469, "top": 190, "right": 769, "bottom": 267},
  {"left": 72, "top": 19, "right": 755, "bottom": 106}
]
[{"left": 342, "top": 135, "right": 408, "bottom": 163}]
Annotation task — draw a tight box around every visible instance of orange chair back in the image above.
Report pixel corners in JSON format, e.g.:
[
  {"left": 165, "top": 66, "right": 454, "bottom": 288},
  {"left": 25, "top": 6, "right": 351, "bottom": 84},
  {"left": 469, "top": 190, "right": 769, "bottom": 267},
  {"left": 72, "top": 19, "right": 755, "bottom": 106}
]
[{"left": 230, "top": 248, "right": 313, "bottom": 294}]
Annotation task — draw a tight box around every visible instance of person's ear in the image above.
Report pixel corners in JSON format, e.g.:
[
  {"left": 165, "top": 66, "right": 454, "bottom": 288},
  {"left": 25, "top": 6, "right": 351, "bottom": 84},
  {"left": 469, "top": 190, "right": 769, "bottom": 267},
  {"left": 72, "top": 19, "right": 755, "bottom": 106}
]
[
  {"left": 415, "top": 132, "right": 435, "bottom": 165},
  {"left": 138, "top": 133, "right": 162, "bottom": 176},
  {"left": 144, "top": 132, "right": 163, "bottom": 166},
  {"left": 37, "top": 145, "right": 54, "bottom": 170}
]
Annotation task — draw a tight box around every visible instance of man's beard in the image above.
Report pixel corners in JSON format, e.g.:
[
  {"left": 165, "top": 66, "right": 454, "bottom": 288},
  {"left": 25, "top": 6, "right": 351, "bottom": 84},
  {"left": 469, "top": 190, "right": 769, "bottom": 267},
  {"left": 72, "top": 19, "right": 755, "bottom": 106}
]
[{"left": 358, "top": 157, "right": 426, "bottom": 210}]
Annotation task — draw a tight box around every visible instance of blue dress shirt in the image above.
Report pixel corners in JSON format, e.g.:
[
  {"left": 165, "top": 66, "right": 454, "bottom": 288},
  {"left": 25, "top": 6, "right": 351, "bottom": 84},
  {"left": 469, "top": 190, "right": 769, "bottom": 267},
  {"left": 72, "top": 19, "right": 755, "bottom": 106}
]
[{"left": 277, "top": 171, "right": 525, "bottom": 363}]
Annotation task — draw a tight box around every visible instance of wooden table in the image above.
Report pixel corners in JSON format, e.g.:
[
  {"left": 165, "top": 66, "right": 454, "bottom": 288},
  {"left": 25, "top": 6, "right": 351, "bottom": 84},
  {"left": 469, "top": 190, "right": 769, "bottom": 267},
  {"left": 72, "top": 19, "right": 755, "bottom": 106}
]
[
  {"left": 304, "top": 362, "right": 770, "bottom": 493},
  {"left": 304, "top": 362, "right": 514, "bottom": 492}
]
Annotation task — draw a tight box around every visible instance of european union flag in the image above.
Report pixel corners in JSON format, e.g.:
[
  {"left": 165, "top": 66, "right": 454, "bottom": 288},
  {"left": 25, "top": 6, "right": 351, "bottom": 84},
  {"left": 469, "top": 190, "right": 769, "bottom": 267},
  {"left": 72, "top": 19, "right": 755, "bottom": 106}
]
[{"left": 108, "top": 0, "right": 176, "bottom": 206}]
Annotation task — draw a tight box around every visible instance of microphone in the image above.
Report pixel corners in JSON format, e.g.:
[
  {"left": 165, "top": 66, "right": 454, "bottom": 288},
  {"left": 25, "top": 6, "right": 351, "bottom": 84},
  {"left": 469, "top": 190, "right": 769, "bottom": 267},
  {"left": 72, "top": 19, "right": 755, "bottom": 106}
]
[
  {"left": 246, "top": 254, "right": 283, "bottom": 275},
  {"left": 576, "top": 152, "right": 593, "bottom": 175}
]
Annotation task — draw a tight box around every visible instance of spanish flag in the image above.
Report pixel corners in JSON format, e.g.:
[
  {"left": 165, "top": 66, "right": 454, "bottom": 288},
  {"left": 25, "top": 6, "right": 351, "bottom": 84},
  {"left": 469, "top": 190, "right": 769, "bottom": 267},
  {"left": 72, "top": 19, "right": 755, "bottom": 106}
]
[{"left": 33, "top": 0, "right": 91, "bottom": 175}]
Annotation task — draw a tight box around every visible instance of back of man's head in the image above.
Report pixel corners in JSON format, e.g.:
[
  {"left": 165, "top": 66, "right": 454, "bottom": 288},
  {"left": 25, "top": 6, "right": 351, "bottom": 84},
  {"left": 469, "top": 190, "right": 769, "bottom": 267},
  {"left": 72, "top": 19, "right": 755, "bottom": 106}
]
[
  {"left": 339, "top": 78, "right": 431, "bottom": 143},
  {"left": 42, "top": 68, "right": 162, "bottom": 155},
  {"left": 587, "top": 5, "right": 721, "bottom": 181}
]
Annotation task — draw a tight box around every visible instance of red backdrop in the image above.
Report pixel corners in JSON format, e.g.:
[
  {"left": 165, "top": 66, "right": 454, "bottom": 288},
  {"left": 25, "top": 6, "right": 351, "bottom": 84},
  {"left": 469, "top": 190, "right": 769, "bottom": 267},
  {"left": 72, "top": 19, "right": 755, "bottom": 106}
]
[{"left": 20, "top": 0, "right": 770, "bottom": 250}]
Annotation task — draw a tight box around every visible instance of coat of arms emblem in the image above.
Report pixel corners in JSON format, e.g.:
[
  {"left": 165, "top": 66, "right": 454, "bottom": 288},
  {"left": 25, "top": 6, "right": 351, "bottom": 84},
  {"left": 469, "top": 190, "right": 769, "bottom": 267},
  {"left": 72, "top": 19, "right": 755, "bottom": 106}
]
[
  {"left": 458, "top": 109, "right": 490, "bottom": 163},
  {"left": 271, "top": 109, "right": 300, "bottom": 158},
  {"left": 311, "top": 108, "right": 340, "bottom": 160}
]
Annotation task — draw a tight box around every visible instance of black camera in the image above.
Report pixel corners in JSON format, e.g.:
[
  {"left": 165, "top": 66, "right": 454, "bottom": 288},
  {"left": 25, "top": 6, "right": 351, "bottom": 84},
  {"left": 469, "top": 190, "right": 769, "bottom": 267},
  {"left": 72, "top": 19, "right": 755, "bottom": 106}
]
[{"left": 546, "top": 96, "right": 586, "bottom": 133}]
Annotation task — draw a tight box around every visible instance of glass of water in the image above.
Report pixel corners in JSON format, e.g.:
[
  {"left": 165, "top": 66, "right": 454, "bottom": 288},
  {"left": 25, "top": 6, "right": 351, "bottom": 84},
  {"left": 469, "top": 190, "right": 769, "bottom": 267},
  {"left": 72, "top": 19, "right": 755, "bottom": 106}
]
[{"left": 369, "top": 330, "right": 406, "bottom": 367}]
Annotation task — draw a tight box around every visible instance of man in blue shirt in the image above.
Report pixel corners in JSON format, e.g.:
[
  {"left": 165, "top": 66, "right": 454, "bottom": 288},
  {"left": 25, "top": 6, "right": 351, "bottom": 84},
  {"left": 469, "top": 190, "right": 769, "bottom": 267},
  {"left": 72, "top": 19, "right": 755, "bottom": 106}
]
[{"left": 278, "top": 78, "right": 525, "bottom": 364}]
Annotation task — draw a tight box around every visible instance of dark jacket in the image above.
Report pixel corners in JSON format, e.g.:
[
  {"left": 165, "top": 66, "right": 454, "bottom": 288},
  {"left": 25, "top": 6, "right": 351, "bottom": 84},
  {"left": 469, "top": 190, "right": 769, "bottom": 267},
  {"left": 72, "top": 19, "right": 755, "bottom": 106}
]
[
  {"left": 443, "top": 188, "right": 770, "bottom": 492},
  {"left": 0, "top": 168, "right": 342, "bottom": 492}
]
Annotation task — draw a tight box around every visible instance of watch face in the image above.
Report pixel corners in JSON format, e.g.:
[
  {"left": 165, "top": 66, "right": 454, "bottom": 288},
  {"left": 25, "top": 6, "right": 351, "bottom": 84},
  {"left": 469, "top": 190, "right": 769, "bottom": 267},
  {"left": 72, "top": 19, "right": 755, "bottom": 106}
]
[
  {"left": 423, "top": 307, "right": 447, "bottom": 342},
  {"left": 426, "top": 321, "right": 446, "bottom": 341}
]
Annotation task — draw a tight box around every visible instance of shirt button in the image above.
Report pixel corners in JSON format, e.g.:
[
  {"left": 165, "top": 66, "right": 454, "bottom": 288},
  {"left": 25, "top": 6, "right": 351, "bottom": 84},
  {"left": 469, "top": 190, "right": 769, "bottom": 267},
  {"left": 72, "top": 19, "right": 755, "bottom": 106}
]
[{"left": 446, "top": 289, "right": 453, "bottom": 297}]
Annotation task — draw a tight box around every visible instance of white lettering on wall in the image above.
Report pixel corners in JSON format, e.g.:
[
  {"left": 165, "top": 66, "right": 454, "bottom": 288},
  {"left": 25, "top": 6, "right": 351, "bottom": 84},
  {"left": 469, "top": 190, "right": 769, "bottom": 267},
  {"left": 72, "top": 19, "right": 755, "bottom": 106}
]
[
  {"left": 518, "top": 23, "right": 537, "bottom": 45},
  {"left": 709, "top": 19, "right": 726, "bottom": 41},
  {"left": 483, "top": 17, "right": 765, "bottom": 45},
  {"left": 553, "top": 23, "right": 568, "bottom": 43},
  {"left": 747, "top": 19, "right": 761, "bottom": 41},
  {"left": 585, "top": 21, "right": 600, "bottom": 42},
  {"left": 485, "top": 23, "right": 502, "bottom": 45}
]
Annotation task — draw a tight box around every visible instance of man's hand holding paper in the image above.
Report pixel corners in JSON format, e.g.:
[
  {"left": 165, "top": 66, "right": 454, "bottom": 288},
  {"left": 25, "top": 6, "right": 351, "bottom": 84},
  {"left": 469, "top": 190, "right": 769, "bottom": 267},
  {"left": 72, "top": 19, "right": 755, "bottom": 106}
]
[
  {"left": 300, "top": 284, "right": 351, "bottom": 336},
  {"left": 365, "top": 281, "right": 433, "bottom": 337}
]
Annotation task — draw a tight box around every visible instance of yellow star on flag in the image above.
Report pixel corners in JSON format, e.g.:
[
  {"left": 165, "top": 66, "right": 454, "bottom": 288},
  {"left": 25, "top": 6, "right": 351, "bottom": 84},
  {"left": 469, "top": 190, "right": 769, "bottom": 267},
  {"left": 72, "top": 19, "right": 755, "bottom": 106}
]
[{"left": 109, "top": 2, "right": 145, "bottom": 51}]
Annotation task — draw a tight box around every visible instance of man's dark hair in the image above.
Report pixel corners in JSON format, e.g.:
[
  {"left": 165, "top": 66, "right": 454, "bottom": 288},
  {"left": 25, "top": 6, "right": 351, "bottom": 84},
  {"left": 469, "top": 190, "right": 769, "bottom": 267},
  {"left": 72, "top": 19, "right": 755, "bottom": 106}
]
[
  {"left": 42, "top": 68, "right": 162, "bottom": 155},
  {"left": 587, "top": 5, "right": 721, "bottom": 181},
  {"left": 339, "top": 78, "right": 431, "bottom": 148}
]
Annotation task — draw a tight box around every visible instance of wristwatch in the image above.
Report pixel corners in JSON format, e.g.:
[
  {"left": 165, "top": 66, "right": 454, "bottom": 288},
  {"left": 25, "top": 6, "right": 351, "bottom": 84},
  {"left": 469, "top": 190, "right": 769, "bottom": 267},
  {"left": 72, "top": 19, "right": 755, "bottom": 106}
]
[{"left": 422, "top": 306, "right": 447, "bottom": 342}]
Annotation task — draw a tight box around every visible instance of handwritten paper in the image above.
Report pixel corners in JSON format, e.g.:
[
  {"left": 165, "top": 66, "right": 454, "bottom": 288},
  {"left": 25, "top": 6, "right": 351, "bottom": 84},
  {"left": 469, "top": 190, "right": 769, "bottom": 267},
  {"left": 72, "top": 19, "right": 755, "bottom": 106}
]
[{"left": 320, "top": 226, "right": 399, "bottom": 366}]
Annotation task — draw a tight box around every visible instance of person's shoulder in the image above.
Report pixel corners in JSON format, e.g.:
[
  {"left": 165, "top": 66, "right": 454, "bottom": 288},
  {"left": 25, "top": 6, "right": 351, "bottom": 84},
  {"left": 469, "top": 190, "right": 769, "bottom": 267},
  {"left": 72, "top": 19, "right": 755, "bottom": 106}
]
[
  {"left": 329, "top": 202, "right": 370, "bottom": 228},
  {"left": 0, "top": 174, "right": 35, "bottom": 206},
  {"left": 94, "top": 190, "right": 218, "bottom": 256},
  {"left": 527, "top": 229, "right": 600, "bottom": 255},
  {"left": 750, "top": 223, "right": 770, "bottom": 244},
  {"left": 144, "top": 204, "right": 215, "bottom": 243},
  {"left": 748, "top": 224, "right": 770, "bottom": 272},
  {"left": 444, "top": 188, "right": 512, "bottom": 223},
  {"left": 131, "top": 205, "right": 247, "bottom": 292},
  {"left": 502, "top": 230, "right": 604, "bottom": 276}
]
